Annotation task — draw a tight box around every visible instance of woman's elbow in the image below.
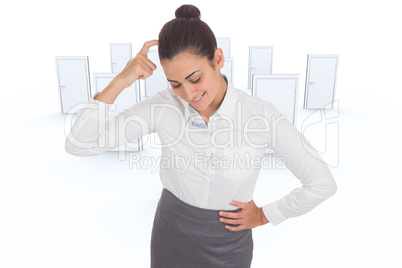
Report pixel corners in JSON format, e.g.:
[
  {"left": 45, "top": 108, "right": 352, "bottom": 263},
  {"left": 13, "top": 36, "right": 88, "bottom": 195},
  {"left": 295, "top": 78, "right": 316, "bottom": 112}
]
[
  {"left": 321, "top": 176, "right": 337, "bottom": 199},
  {"left": 327, "top": 179, "right": 337, "bottom": 197}
]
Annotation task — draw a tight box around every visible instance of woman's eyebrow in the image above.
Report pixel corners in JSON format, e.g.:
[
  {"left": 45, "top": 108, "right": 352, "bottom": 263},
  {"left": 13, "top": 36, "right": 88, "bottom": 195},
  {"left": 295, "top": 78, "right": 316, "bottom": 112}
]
[
  {"left": 167, "top": 70, "right": 200, "bottom": 83},
  {"left": 185, "top": 70, "right": 200, "bottom": 80}
]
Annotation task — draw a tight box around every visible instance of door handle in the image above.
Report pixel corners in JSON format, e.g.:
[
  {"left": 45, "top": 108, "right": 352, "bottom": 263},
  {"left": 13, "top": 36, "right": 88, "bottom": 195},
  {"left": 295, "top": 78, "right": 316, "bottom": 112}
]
[{"left": 309, "top": 82, "right": 315, "bottom": 84}]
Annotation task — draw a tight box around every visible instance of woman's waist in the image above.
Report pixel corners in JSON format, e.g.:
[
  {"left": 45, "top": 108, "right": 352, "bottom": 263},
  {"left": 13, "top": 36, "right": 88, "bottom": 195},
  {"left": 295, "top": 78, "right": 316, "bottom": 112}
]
[
  {"left": 157, "top": 188, "right": 246, "bottom": 235},
  {"left": 166, "top": 187, "right": 240, "bottom": 210},
  {"left": 159, "top": 172, "right": 257, "bottom": 211}
]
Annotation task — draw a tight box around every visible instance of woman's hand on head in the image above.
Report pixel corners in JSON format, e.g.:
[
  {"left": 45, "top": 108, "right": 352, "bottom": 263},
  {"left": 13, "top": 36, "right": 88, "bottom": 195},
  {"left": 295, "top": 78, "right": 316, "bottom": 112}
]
[{"left": 115, "top": 40, "right": 159, "bottom": 89}]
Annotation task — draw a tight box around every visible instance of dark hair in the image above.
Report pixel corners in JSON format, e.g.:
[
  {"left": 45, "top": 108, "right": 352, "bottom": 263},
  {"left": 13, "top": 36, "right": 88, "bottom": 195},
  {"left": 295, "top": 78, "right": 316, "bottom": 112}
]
[{"left": 158, "top": 5, "right": 217, "bottom": 64}]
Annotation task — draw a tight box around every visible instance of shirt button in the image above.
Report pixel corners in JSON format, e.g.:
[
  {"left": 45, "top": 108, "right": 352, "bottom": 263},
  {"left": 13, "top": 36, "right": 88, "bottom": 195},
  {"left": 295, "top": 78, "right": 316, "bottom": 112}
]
[{"left": 210, "top": 156, "right": 219, "bottom": 168}]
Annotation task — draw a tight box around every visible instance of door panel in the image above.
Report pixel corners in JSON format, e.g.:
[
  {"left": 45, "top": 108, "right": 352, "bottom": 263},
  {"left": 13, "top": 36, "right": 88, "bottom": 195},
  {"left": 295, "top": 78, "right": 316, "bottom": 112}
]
[
  {"left": 144, "top": 49, "right": 169, "bottom": 98},
  {"left": 304, "top": 55, "right": 339, "bottom": 109},
  {"left": 253, "top": 74, "right": 299, "bottom": 126},
  {"left": 110, "top": 43, "right": 132, "bottom": 73},
  {"left": 217, "top": 37, "right": 231, "bottom": 58},
  {"left": 248, "top": 46, "right": 273, "bottom": 89},
  {"left": 56, "top": 57, "right": 90, "bottom": 113},
  {"left": 221, "top": 58, "right": 234, "bottom": 83}
]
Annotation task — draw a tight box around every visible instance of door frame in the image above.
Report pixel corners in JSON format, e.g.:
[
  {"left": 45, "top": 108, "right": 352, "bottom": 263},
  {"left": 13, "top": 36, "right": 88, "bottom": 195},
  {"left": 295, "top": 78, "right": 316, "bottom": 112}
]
[{"left": 304, "top": 54, "right": 339, "bottom": 109}]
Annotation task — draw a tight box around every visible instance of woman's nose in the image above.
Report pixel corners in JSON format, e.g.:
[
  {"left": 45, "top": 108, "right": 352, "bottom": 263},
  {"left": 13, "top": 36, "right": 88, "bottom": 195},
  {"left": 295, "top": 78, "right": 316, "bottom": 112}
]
[{"left": 183, "top": 85, "right": 197, "bottom": 100}]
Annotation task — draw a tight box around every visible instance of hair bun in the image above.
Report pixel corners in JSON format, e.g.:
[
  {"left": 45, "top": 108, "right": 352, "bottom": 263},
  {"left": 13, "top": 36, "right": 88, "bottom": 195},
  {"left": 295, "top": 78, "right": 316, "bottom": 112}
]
[{"left": 175, "top": 5, "right": 201, "bottom": 19}]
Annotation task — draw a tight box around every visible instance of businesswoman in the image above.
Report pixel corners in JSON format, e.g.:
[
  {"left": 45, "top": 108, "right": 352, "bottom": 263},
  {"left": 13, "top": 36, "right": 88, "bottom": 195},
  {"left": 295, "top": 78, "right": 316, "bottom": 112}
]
[{"left": 65, "top": 4, "right": 337, "bottom": 268}]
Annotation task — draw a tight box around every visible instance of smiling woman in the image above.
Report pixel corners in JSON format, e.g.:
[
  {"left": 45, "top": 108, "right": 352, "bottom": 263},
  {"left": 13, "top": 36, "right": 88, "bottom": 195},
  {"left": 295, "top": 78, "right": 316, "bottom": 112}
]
[
  {"left": 161, "top": 51, "right": 227, "bottom": 123},
  {"left": 65, "top": 3, "right": 337, "bottom": 268},
  {"left": 158, "top": 4, "right": 228, "bottom": 122}
]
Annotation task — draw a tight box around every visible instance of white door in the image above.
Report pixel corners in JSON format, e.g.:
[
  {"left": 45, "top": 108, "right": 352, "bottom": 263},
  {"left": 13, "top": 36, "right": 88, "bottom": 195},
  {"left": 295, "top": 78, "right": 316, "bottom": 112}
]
[
  {"left": 93, "top": 73, "right": 142, "bottom": 152},
  {"left": 304, "top": 54, "right": 339, "bottom": 109},
  {"left": 248, "top": 46, "right": 273, "bottom": 89},
  {"left": 144, "top": 49, "right": 169, "bottom": 99},
  {"left": 217, "top": 37, "right": 231, "bottom": 58},
  {"left": 221, "top": 58, "right": 234, "bottom": 83},
  {"left": 93, "top": 73, "right": 139, "bottom": 114},
  {"left": 253, "top": 74, "right": 299, "bottom": 126},
  {"left": 55, "top": 56, "right": 91, "bottom": 113},
  {"left": 110, "top": 43, "right": 132, "bottom": 74}
]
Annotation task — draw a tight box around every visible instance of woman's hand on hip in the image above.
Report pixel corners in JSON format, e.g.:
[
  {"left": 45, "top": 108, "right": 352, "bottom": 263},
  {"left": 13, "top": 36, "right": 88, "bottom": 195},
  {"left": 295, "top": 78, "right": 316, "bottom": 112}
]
[
  {"left": 115, "top": 40, "right": 159, "bottom": 89},
  {"left": 219, "top": 200, "right": 269, "bottom": 231}
]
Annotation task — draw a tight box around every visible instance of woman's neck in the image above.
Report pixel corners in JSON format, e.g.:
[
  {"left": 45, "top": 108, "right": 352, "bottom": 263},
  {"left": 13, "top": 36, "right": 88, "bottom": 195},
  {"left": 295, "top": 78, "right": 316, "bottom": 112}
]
[{"left": 199, "top": 75, "right": 228, "bottom": 123}]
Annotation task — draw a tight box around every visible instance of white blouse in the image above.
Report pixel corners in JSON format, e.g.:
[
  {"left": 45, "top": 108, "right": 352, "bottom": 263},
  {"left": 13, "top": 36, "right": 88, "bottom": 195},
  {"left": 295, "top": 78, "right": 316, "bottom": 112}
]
[{"left": 65, "top": 82, "right": 337, "bottom": 226}]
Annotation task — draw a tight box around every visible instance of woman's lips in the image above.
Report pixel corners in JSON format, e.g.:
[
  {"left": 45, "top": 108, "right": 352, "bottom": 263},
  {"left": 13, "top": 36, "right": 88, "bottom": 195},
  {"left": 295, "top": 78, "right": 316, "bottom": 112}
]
[{"left": 191, "top": 92, "right": 205, "bottom": 104}]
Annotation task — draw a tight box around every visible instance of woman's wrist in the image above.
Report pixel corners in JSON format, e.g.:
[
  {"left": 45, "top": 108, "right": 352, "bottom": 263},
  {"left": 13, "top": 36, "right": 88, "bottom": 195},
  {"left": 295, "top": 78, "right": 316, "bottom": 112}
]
[
  {"left": 259, "top": 207, "right": 269, "bottom": 225},
  {"left": 94, "top": 78, "right": 125, "bottom": 104}
]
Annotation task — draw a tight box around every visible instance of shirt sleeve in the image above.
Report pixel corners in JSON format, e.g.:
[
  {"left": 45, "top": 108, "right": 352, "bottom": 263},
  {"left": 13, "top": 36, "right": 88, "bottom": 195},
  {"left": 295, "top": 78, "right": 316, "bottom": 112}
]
[
  {"left": 65, "top": 92, "right": 156, "bottom": 156},
  {"left": 262, "top": 102, "right": 337, "bottom": 226}
]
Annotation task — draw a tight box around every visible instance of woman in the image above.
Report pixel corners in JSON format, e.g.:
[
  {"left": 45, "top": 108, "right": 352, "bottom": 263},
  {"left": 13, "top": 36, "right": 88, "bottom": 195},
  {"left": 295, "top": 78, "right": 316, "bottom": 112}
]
[{"left": 65, "top": 4, "right": 337, "bottom": 268}]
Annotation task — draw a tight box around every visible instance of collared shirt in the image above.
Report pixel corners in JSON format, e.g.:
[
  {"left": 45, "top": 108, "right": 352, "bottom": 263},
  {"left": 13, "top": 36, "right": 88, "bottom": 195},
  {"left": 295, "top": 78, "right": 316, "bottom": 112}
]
[{"left": 65, "top": 82, "right": 337, "bottom": 226}]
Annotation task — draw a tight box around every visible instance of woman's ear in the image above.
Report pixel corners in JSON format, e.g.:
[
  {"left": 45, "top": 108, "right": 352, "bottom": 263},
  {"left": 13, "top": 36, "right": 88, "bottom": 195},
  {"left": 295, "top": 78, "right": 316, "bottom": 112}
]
[{"left": 214, "top": 48, "right": 225, "bottom": 70}]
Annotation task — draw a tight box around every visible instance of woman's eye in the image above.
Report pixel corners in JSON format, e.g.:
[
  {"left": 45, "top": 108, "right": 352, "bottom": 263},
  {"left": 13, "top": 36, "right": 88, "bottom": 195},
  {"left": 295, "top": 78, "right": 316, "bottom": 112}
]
[
  {"left": 191, "top": 78, "right": 201, "bottom": 84},
  {"left": 172, "top": 84, "right": 181, "bottom": 89},
  {"left": 171, "top": 78, "right": 200, "bottom": 88}
]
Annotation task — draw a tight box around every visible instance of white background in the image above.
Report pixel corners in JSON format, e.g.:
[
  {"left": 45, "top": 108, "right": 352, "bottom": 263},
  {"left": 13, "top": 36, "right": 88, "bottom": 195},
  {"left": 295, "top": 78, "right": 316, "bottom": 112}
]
[{"left": 1, "top": 0, "right": 401, "bottom": 267}]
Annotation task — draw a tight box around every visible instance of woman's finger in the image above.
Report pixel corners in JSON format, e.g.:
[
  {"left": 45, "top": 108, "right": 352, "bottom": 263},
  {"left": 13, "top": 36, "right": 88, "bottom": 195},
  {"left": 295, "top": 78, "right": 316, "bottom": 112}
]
[
  {"left": 225, "top": 224, "right": 244, "bottom": 232},
  {"left": 219, "top": 217, "right": 241, "bottom": 225},
  {"left": 139, "top": 60, "right": 154, "bottom": 74},
  {"left": 219, "top": 211, "right": 241, "bottom": 219},
  {"left": 139, "top": 39, "right": 159, "bottom": 56},
  {"left": 230, "top": 200, "right": 246, "bottom": 209},
  {"left": 221, "top": 199, "right": 269, "bottom": 232},
  {"left": 135, "top": 53, "right": 157, "bottom": 70},
  {"left": 137, "top": 69, "right": 152, "bottom": 80},
  {"left": 133, "top": 60, "right": 154, "bottom": 80},
  {"left": 143, "top": 56, "right": 157, "bottom": 71}
]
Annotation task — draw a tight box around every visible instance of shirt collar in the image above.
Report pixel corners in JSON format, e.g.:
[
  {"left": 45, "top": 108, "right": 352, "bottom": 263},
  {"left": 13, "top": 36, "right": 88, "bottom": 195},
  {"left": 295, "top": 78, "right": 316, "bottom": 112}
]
[{"left": 175, "top": 81, "right": 238, "bottom": 124}]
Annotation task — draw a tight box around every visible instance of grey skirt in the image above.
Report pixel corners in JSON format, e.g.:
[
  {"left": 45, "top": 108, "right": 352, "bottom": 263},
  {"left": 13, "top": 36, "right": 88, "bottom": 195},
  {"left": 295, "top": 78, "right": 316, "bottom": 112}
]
[{"left": 151, "top": 188, "right": 253, "bottom": 268}]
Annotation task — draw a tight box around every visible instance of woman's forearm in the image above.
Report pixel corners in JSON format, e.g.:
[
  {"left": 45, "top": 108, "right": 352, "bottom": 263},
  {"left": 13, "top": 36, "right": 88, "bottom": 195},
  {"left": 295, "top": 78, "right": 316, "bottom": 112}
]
[{"left": 94, "top": 77, "right": 125, "bottom": 104}]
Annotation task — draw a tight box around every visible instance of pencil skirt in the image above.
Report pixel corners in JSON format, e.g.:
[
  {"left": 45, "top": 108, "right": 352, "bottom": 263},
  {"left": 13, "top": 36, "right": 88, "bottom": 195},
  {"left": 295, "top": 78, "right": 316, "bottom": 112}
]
[{"left": 150, "top": 188, "right": 253, "bottom": 268}]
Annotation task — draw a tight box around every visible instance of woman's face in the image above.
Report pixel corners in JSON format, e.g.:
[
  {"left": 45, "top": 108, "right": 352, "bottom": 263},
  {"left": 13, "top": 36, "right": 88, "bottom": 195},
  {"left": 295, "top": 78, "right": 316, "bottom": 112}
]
[{"left": 161, "top": 49, "right": 226, "bottom": 114}]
